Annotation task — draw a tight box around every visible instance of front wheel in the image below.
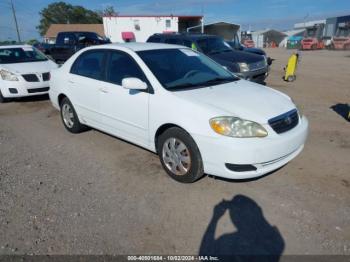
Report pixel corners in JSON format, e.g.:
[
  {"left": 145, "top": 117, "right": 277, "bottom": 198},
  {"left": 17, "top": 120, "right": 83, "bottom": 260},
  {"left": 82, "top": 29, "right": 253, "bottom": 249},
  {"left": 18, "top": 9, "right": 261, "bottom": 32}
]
[
  {"left": 157, "top": 127, "right": 204, "bottom": 183},
  {"left": 60, "top": 97, "right": 86, "bottom": 133}
]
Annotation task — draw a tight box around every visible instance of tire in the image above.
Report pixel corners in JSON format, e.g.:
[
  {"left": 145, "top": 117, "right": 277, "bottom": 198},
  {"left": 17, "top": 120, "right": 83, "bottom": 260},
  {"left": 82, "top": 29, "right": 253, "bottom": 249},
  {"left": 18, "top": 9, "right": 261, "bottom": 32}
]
[
  {"left": 60, "top": 97, "right": 86, "bottom": 133},
  {"left": 287, "top": 75, "right": 296, "bottom": 82},
  {"left": 157, "top": 127, "right": 204, "bottom": 183},
  {"left": 0, "top": 89, "right": 7, "bottom": 103}
]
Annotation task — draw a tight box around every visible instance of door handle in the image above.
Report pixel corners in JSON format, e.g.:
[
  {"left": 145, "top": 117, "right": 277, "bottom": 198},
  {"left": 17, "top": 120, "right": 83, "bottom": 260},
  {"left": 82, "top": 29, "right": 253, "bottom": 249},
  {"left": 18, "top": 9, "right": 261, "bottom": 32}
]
[
  {"left": 68, "top": 80, "right": 75, "bottom": 84},
  {"left": 99, "top": 88, "right": 108, "bottom": 93}
]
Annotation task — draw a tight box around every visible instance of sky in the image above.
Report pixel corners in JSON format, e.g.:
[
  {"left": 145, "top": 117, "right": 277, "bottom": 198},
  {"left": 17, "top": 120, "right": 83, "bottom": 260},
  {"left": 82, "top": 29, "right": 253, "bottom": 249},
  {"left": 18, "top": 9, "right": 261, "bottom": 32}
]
[{"left": 0, "top": 0, "right": 350, "bottom": 41}]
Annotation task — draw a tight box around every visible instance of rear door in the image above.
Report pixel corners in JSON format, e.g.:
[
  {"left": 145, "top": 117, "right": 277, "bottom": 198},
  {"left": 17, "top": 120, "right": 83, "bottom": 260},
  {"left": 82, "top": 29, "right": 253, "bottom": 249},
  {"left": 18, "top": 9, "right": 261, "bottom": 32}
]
[{"left": 68, "top": 49, "right": 107, "bottom": 128}]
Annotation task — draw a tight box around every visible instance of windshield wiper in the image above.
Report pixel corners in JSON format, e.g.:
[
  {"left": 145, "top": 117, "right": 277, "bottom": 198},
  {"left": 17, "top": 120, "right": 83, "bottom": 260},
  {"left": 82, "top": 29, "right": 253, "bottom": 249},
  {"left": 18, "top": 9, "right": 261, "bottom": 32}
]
[
  {"left": 199, "top": 77, "right": 238, "bottom": 86},
  {"left": 166, "top": 82, "right": 204, "bottom": 90}
]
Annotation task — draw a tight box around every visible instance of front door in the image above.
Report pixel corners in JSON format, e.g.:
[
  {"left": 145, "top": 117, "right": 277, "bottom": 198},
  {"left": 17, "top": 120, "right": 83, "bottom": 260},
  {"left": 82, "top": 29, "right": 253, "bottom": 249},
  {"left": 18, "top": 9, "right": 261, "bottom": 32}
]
[{"left": 99, "top": 50, "right": 150, "bottom": 147}]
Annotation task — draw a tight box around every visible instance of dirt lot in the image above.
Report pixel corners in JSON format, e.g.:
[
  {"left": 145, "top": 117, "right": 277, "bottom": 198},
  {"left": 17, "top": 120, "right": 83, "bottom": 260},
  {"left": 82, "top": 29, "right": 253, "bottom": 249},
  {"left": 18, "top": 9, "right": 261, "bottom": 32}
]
[{"left": 0, "top": 49, "right": 349, "bottom": 256}]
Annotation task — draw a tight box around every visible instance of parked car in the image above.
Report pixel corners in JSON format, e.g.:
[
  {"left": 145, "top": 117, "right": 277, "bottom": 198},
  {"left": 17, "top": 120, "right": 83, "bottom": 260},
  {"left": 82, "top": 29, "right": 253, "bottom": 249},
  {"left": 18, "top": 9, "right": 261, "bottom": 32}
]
[
  {"left": 147, "top": 34, "right": 269, "bottom": 84},
  {"left": 42, "top": 31, "right": 111, "bottom": 63},
  {"left": 226, "top": 40, "right": 272, "bottom": 66},
  {"left": 49, "top": 43, "right": 309, "bottom": 183},
  {"left": 0, "top": 45, "right": 58, "bottom": 103}
]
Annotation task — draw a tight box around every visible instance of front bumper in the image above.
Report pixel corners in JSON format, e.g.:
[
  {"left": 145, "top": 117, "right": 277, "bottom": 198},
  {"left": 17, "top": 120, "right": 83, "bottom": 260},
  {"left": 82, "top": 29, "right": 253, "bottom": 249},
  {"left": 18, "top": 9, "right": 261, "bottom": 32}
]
[
  {"left": 236, "top": 67, "right": 268, "bottom": 84},
  {"left": 192, "top": 116, "right": 309, "bottom": 180},
  {"left": 301, "top": 43, "right": 314, "bottom": 50},
  {"left": 0, "top": 80, "right": 50, "bottom": 98}
]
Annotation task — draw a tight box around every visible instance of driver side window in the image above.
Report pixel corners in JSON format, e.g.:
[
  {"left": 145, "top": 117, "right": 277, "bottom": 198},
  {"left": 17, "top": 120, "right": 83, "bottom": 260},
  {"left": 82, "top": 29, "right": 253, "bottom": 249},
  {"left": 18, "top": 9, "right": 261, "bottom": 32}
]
[{"left": 106, "top": 51, "right": 146, "bottom": 86}]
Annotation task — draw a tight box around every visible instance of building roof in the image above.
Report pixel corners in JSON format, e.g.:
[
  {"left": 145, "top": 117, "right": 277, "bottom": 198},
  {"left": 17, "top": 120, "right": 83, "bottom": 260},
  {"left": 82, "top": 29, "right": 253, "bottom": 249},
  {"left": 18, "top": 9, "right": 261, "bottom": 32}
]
[
  {"left": 103, "top": 14, "right": 203, "bottom": 18},
  {"left": 45, "top": 24, "right": 105, "bottom": 38},
  {"left": 294, "top": 20, "right": 326, "bottom": 29},
  {"left": 87, "top": 42, "right": 187, "bottom": 52},
  {"left": 282, "top": 29, "right": 305, "bottom": 37},
  {"left": 252, "top": 29, "right": 287, "bottom": 36}
]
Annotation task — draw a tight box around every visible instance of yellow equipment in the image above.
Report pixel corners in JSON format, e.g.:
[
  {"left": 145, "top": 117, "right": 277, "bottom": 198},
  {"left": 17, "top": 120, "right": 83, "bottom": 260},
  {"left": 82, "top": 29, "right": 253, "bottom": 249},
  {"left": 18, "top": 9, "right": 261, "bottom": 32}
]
[{"left": 284, "top": 53, "right": 299, "bottom": 82}]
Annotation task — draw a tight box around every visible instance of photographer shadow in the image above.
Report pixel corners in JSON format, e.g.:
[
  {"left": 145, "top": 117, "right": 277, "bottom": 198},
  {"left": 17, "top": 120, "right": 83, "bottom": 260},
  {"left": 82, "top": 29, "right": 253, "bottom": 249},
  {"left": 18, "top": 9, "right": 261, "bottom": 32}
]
[{"left": 199, "top": 195, "right": 285, "bottom": 261}]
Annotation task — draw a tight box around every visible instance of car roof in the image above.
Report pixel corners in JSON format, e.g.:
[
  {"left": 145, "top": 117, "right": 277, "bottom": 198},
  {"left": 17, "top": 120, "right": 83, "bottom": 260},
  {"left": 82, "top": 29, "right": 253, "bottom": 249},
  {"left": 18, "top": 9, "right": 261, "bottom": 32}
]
[
  {"left": 88, "top": 42, "right": 186, "bottom": 52},
  {"left": 0, "top": 45, "right": 32, "bottom": 49},
  {"left": 150, "top": 33, "right": 219, "bottom": 40}
]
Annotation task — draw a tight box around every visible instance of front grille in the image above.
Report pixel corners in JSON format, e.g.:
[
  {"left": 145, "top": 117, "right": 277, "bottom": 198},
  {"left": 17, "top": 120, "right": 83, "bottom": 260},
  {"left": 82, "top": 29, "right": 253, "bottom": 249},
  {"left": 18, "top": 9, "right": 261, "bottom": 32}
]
[
  {"left": 42, "top": 72, "right": 50, "bottom": 81},
  {"left": 22, "top": 74, "right": 39, "bottom": 82},
  {"left": 268, "top": 109, "right": 299, "bottom": 134},
  {"left": 249, "top": 60, "right": 267, "bottom": 71},
  {"left": 27, "top": 87, "right": 49, "bottom": 94}
]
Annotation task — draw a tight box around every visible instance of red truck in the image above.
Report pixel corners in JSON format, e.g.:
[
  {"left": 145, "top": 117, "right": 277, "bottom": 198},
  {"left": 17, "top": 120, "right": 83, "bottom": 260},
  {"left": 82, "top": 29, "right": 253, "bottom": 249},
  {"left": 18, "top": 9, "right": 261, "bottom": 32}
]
[
  {"left": 301, "top": 24, "right": 325, "bottom": 50},
  {"left": 331, "top": 22, "right": 350, "bottom": 50}
]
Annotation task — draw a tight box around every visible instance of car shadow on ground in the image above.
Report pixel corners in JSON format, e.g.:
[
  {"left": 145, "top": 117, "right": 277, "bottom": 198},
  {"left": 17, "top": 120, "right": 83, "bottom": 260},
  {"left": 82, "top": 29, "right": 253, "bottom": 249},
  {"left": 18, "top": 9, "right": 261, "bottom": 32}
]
[
  {"left": 199, "top": 195, "right": 285, "bottom": 261},
  {"left": 330, "top": 103, "right": 350, "bottom": 122},
  {"left": 12, "top": 94, "right": 50, "bottom": 103}
]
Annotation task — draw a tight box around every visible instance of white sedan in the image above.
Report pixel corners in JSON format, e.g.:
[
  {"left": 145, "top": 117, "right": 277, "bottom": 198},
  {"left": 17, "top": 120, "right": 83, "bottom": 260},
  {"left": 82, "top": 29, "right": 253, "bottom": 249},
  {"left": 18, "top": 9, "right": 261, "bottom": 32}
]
[
  {"left": 49, "top": 43, "right": 308, "bottom": 183},
  {"left": 0, "top": 45, "right": 58, "bottom": 102}
]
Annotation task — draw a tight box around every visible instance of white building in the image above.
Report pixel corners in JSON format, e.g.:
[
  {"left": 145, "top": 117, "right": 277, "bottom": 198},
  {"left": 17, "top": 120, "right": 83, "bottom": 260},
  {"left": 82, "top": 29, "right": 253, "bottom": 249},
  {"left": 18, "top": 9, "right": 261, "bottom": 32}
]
[
  {"left": 252, "top": 29, "right": 287, "bottom": 48},
  {"left": 103, "top": 15, "right": 203, "bottom": 43}
]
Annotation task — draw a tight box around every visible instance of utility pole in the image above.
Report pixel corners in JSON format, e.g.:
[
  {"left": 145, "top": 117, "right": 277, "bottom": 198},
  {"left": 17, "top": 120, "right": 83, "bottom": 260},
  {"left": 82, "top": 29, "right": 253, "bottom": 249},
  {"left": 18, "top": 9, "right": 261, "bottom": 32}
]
[{"left": 10, "top": 0, "right": 21, "bottom": 43}]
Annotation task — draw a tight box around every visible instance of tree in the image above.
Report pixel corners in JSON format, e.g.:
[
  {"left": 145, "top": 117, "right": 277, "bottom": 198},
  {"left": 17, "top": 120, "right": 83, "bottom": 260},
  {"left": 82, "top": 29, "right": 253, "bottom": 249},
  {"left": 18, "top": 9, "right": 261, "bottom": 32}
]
[
  {"left": 37, "top": 1, "right": 102, "bottom": 36},
  {"left": 98, "top": 5, "right": 118, "bottom": 17},
  {"left": 26, "top": 39, "right": 39, "bottom": 45}
]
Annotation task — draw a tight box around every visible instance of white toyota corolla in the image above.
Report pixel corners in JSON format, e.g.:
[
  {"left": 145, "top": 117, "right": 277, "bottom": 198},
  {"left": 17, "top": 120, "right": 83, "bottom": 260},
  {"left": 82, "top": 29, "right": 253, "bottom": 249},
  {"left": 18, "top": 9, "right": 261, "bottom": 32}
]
[
  {"left": 0, "top": 45, "right": 58, "bottom": 103},
  {"left": 49, "top": 43, "right": 308, "bottom": 183}
]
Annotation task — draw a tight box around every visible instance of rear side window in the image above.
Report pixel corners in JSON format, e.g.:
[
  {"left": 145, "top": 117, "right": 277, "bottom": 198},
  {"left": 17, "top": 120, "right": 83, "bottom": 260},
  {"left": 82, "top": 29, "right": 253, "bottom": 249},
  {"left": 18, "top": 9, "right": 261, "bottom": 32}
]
[
  {"left": 183, "top": 40, "right": 193, "bottom": 48},
  {"left": 70, "top": 50, "right": 106, "bottom": 80},
  {"left": 106, "top": 51, "right": 147, "bottom": 85},
  {"left": 165, "top": 38, "right": 183, "bottom": 45},
  {"left": 148, "top": 36, "right": 161, "bottom": 43},
  {"left": 57, "top": 33, "right": 75, "bottom": 45}
]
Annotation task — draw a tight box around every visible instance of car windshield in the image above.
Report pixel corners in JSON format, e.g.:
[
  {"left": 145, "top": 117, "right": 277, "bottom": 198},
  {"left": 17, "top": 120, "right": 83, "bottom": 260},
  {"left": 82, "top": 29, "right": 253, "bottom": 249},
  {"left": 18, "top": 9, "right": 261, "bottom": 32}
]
[
  {"left": 0, "top": 47, "right": 48, "bottom": 64},
  {"left": 137, "top": 48, "right": 239, "bottom": 91},
  {"left": 196, "top": 37, "right": 233, "bottom": 55}
]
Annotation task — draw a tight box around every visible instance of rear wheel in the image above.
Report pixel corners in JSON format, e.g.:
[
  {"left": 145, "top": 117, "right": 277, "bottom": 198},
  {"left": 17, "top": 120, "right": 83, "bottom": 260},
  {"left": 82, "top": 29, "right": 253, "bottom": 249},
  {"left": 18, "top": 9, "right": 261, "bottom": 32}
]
[
  {"left": 60, "top": 97, "right": 86, "bottom": 133},
  {"left": 157, "top": 127, "right": 204, "bottom": 183}
]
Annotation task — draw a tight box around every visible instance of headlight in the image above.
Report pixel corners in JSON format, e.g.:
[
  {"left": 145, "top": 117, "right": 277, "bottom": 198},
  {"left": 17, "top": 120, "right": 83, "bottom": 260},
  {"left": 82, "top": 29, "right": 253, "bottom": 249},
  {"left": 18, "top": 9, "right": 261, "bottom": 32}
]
[
  {"left": 238, "top": 62, "right": 249, "bottom": 72},
  {"left": 210, "top": 117, "right": 268, "bottom": 138},
  {"left": 0, "top": 69, "right": 19, "bottom": 81}
]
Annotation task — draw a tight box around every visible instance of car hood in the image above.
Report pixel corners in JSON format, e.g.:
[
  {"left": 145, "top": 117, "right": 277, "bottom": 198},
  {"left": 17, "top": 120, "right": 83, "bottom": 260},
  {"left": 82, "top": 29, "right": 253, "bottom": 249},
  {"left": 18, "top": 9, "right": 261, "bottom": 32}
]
[
  {"left": 172, "top": 80, "right": 295, "bottom": 124},
  {"left": 244, "top": 47, "right": 266, "bottom": 56},
  {"left": 0, "top": 60, "right": 58, "bottom": 74},
  {"left": 208, "top": 50, "right": 263, "bottom": 64}
]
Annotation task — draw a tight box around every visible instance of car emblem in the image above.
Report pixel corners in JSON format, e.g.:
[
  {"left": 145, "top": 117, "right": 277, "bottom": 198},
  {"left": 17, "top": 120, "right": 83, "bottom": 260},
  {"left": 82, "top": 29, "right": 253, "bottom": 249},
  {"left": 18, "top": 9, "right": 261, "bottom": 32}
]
[{"left": 284, "top": 116, "right": 292, "bottom": 125}]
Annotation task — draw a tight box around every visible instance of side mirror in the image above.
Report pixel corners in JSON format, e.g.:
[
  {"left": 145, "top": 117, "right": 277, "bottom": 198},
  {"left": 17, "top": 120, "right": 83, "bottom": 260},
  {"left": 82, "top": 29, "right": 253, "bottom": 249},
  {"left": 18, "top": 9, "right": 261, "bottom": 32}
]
[{"left": 122, "top": 77, "right": 148, "bottom": 90}]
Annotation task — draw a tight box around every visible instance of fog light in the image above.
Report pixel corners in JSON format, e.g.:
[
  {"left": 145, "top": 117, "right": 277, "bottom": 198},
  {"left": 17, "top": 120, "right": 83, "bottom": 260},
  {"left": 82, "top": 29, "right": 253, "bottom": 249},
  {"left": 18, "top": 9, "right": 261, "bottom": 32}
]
[{"left": 9, "top": 88, "right": 18, "bottom": 94}]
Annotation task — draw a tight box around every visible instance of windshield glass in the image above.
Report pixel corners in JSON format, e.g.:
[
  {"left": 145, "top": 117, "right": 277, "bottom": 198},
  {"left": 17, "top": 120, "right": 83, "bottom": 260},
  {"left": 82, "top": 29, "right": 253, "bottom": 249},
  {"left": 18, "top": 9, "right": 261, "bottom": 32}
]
[
  {"left": 196, "top": 37, "right": 232, "bottom": 54},
  {"left": 0, "top": 47, "right": 48, "bottom": 64},
  {"left": 305, "top": 28, "right": 317, "bottom": 38},
  {"left": 137, "top": 48, "right": 239, "bottom": 91}
]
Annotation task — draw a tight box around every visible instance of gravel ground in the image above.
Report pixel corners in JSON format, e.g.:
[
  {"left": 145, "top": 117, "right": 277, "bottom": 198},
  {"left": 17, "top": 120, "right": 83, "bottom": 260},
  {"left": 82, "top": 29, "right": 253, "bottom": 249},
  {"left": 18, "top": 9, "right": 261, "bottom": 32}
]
[{"left": 0, "top": 48, "right": 349, "bottom": 256}]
